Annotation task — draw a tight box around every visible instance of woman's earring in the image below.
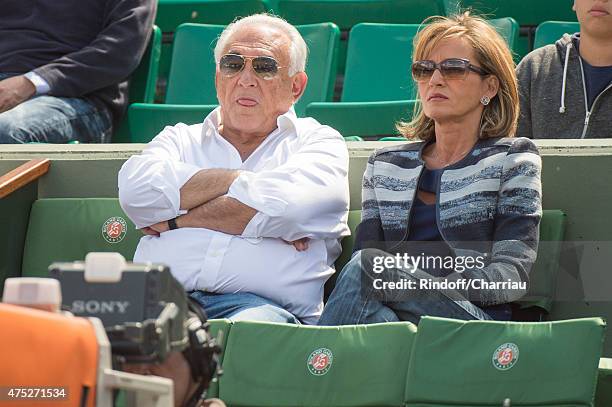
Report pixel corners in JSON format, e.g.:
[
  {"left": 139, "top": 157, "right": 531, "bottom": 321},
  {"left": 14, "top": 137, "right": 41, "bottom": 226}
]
[{"left": 480, "top": 96, "right": 491, "bottom": 106}]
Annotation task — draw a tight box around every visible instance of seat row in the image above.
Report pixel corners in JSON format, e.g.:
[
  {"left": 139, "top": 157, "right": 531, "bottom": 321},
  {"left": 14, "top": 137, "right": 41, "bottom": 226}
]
[
  {"left": 7, "top": 198, "right": 564, "bottom": 322},
  {"left": 123, "top": 20, "right": 579, "bottom": 143}
]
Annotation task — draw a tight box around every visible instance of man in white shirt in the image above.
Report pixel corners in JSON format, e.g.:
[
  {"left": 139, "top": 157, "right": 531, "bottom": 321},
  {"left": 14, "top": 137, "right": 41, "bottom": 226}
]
[{"left": 118, "top": 14, "right": 350, "bottom": 325}]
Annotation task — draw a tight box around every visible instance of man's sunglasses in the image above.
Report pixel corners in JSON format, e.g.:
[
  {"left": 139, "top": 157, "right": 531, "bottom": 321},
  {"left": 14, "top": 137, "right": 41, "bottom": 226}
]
[
  {"left": 219, "top": 54, "right": 283, "bottom": 80},
  {"left": 412, "top": 58, "right": 489, "bottom": 82}
]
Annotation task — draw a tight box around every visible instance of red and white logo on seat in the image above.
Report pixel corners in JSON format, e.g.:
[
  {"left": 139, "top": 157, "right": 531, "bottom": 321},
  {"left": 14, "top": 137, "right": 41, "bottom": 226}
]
[
  {"left": 307, "top": 348, "right": 333, "bottom": 376},
  {"left": 492, "top": 342, "right": 519, "bottom": 371},
  {"left": 102, "top": 217, "right": 127, "bottom": 244}
]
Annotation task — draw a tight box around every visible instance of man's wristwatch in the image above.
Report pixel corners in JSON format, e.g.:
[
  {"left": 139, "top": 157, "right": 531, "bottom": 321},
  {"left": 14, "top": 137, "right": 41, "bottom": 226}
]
[{"left": 167, "top": 217, "right": 179, "bottom": 230}]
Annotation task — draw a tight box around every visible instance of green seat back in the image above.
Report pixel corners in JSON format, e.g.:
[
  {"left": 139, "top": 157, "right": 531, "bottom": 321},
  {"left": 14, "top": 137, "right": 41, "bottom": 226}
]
[
  {"left": 113, "top": 25, "right": 162, "bottom": 143},
  {"left": 343, "top": 23, "right": 420, "bottom": 102},
  {"left": 128, "top": 104, "right": 218, "bottom": 143},
  {"left": 489, "top": 17, "right": 519, "bottom": 51},
  {"left": 295, "top": 23, "right": 340, "bottom": 115},
  {"left": 306, "top": 100, "right": 415, "bottom": 139},
  {"left": 443, "top": 0, "right": 577, "bottom": 26},
  {"left": 205, "top": 318, "right": 233, "bottom": 398},
  {"left": 164, "top": 22, "right": 339, "bottom": 116},
  {"left": 405, "top": 316, "right": 605, "bottom": 406},
  {"left": 534, "top": 21, "right": 580, "bottom": 49},
  {"left": 218, "top": 320, "right": 417, "bottom": 406},
  {"left": 165, "top": 23, "right": 224, "bottom": 105},
  {"left": 277, "top": 0, "right": 445, "bottom": 30},
  {"left": 330, "top": 210, "right": 566, "bottom": 314},
  {"left": 155, "top": 0, "right": 266, "bottom": 33},
  {"left": 21, "top": 199, "right": 141, "bottom": 277},
  {"left": 342, "top": 20, "right": 519, "bottom": 103}
]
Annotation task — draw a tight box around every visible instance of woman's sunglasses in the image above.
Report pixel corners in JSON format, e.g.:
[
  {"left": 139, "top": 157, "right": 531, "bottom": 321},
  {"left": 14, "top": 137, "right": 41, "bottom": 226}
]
[
  {"left": 412, "top": 58, "right": 489, "bottom": 82},
  {"left": 219, "top": 54, "right": 283, "bottom": 80}
]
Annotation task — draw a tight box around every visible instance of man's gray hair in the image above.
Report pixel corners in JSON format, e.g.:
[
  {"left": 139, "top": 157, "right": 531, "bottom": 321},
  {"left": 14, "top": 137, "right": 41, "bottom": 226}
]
[{"left": 214, "top": 13, "right": 308, "bottom": 76}]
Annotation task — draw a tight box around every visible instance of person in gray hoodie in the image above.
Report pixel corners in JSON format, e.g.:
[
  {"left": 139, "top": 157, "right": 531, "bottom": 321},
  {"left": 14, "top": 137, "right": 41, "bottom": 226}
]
[{"left": 516, "top": 0, "right": 612, "bottom": 139}]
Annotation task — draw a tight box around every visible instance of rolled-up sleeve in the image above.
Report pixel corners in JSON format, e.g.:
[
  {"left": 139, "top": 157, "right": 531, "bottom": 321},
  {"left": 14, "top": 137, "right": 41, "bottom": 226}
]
[
  {"left": 118, "top": 125, "right": 201, "bottom": 229},
  {"left": 227, "top": 127, "right": 350, "bottom": 241}
]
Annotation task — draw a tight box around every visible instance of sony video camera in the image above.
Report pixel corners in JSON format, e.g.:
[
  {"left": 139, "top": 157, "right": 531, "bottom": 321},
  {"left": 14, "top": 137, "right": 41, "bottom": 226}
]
[{"left": 49, "top": 253, "right": 222, "bottom": 388}]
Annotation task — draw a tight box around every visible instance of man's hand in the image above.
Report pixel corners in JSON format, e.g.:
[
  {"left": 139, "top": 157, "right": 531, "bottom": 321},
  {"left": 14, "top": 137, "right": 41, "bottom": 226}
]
[
  {"left": 284, "top": 237, "right": 310, "bottom": 252},
  {"left": 0, "top": 76, "right": 36, "bottom": 113},
  {"left": 140, "top": 220, "right": 171, "bottom": 236}
]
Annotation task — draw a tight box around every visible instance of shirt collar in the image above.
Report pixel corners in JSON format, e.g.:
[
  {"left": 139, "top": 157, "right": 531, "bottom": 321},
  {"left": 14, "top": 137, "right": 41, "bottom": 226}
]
[{"left": 203, "top": 105, "right": 299, "bottom": 138}]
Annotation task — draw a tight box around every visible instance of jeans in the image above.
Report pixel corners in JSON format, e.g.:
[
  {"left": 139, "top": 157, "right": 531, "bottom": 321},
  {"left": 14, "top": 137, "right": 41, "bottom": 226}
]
[
  {"left": 190, "top": 291, "right": 301, "bottom": 324},
  {"left": 0, "top": 73, "right": 112, "bottom": 143},
  {"left": 318, "top": 249, "right": 492, "bottom": 325}
]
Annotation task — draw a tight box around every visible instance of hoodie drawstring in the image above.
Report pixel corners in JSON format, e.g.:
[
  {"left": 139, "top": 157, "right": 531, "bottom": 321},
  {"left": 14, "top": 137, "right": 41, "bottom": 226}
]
[{"left": 559, "top": 42, "right": 572, "bottom": 114}]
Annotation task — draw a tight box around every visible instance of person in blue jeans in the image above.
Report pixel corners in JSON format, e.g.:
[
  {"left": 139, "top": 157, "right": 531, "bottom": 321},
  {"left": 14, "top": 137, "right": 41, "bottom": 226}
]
[
  {"left": 319, "top": 13, "right": 542, "bottom": 326},
  {"left": 0, "top": 0, "right": 156, "bottom": 143}
]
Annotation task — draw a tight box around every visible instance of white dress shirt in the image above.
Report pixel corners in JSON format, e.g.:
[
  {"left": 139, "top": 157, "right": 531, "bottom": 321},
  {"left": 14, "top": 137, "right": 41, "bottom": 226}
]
[{"left": 118, "top": 107, "right": 350, "bottom": 324}]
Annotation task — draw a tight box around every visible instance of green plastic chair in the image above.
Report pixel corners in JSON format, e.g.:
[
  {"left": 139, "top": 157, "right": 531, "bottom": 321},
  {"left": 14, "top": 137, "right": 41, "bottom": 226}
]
[
  {"left": 277, "top": 0, "right": 445, "bottom": 29},
  {"left": 444, "top": 0, "right": 576, "bottom": 59},
  {"left": 307, "top": 19, "right": 519, "bottom": 139},
  {"left": 534, "top": 21, "right": 580, "bottom": 49},
  {"left": 443, "top": 0, "right": 577, "bottom": 26},
  {"left": 218, "top": 320, "right": 417, "bottom": 406},
  {"left": 155, "top": 0, "right": 267, "bottom": 102},
  {"left": 405, "top": 316, "right": 605, "bottom": 406},
  {"left": 113, "top": 25, "right": 162, "bottom": 142},
  {"left": 277, "top": 0, "right": 445, "bottom": 79},
  {"left": 309, "top": 23, "right": 421, "bottom": 139},
  {"left": 21, "top": 199, "right": 142, "bottom": 277},
  {"left": 129, "top": 22, "right": 340, "bottom": 143},
  {"left": 128, "top": 104, "right": 218, "bottom": 143},
  {"left": 489, "top": 17, "right": 519, "bottom": 52},
  {"left": 155, "top": 0, "right": 266, "bottom": 33},
  {"left": 307, "top": 100, "right": 415, "bottom": 139},
  {"left": 329, "top": 209, "right": 567, "bottom": 316}
]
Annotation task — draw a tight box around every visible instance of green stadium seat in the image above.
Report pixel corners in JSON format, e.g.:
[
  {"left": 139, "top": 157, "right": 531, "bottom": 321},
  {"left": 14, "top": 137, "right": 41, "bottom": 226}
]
[
  {"left": 218, "top": 320, "right": 417, "bottom": 406},
  {"left": 444, "top": 0, "right": 577, "bottom": 59},
  {"left": 443, "top": 0, "right": 577, "bottom": 27},
  {"left": 308, "top": 19, "right": 515, "bottom": 140},
  {"left": 489, "top": 17, "right": 519, "bottom": 51},
  {"left": 155, "top": 0, "right": 266, "bottom": 33},
  {"left": 306, "top": 100, "right": 415, "bottom": 139},
  {"left": 113, "top": 25, "right": 162, "bottom": 142},
  {"left": 154, "top": 0, "right": 266, "bottom": 106},
  {"left": 329, "top": 209, "right": 567, "bottom": 317},
  {"left": 129, "top": 104, "right": 217, "bottom": 143},
  {"left": 278, "top": 0, "right": 445, "bottom": 82},
  {"left": 277, "top": 0, "right": 445, "bottom": 29},
  {"left": 405, "top": 316, "right": 605, "bottom": 406},
  {"left": 21, "top": 199, "right": 141, "bottom": 277},
  {"left": 534, "top": 21, "right": 580, "bottom": 49},
  {"left": 343, "top": 23, "right": 420, "bottom": 102},
  {"left": 128, "top": 22, "right": 340, "bottom": 143}
]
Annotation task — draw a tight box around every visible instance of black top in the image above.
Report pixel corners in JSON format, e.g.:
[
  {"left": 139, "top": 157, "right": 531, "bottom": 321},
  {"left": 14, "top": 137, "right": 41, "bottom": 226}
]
[
  {"left": 574, "top": 34, "right": 612, "bottom": 110},
  {"left": 0, "top": 0, "right": 156, "bottom": 129}
]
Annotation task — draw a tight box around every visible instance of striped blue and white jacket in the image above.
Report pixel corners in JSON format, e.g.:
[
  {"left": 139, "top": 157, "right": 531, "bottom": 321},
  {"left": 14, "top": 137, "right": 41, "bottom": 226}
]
[{"left": 356, "top": 137, "right": 542, "bottom": 305}]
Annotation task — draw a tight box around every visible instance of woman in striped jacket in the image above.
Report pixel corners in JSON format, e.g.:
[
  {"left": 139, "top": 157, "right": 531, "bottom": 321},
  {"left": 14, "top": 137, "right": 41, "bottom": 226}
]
[{"left": 319, "top": 13, "right": 542, "bottom": 325}]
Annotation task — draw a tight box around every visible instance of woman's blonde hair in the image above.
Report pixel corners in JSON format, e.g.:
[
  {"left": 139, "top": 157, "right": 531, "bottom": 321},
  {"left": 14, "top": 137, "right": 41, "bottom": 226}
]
[{"left": 397, "top": 12, "right": 519, "bottom": 141}]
